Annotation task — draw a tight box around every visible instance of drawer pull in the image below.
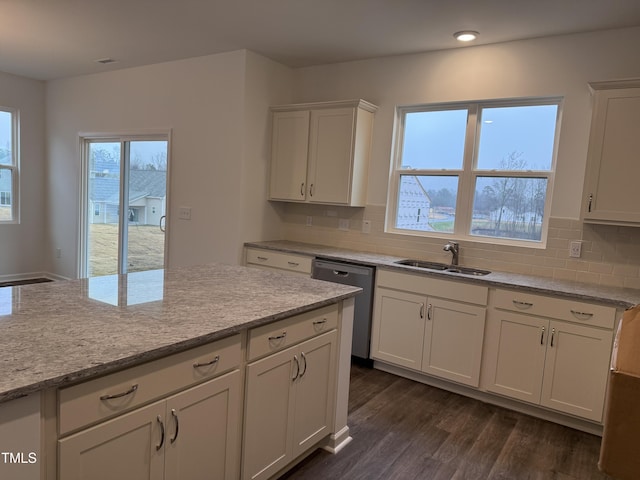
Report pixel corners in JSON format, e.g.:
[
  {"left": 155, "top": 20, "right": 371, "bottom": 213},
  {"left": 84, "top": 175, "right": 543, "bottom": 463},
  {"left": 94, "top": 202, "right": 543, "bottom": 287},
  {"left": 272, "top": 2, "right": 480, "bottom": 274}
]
[
  {"left": 513, "top": 300, "right": 533, "bottom": 309},
  {"left": 313, "top": 319, "right": 327, "bottom": 326},
  {"left": 99, "top": 383, "right": 139, "bottom": 401},
  {"left": 570, "top": 310, "right": 594, "bottom": 319},
  {"left": 332, "top": 270, "right": 349, "bottom": 277},
  {"left": 288, "top": 261, "right": 300, "bottom": 267},
  {"left": 269, "top": 332, "right": 287, "bottom": 341},
  {"left": 257, "top": 256, "right": 268, "bottom": 261},
  {"left": 170, "top": 409, "right": 179, "bottom": 444},
  {"left": 156, "top": 415, "right": 165, "bottom": 451},
  {"left": 193, "top": 355, "right": 220, "bottom": 369}
]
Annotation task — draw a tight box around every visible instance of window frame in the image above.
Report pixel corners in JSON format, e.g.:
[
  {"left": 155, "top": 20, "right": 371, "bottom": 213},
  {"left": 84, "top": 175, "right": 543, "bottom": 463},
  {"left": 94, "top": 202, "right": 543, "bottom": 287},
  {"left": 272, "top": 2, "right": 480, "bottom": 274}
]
[
  {"left": 0, "top": 107, "right": 19, "bottom": 224},
  {"left": 385, "top": 97, "right": 562, "bottom": 248}
]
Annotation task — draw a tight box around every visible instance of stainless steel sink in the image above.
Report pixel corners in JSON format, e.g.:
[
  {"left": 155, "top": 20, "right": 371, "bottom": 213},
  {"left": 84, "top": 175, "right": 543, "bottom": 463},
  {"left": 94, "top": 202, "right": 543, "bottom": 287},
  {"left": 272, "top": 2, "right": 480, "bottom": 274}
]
[
  {"left": 444, "top": 266, "right": 491, "bottom": 276},
  {"left": 394, "top": 259, "right": 448, "bottom": 270},
  {"left": 394, "top": 259, "right": 491, "bottom": 276}
]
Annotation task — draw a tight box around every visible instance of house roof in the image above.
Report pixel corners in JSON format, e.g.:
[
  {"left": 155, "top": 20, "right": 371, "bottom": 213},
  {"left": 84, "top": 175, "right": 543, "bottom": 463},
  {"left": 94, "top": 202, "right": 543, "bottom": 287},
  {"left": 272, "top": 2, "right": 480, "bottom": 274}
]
[{"left": 90, "top": 170, "right": 166, "bottom": 204}]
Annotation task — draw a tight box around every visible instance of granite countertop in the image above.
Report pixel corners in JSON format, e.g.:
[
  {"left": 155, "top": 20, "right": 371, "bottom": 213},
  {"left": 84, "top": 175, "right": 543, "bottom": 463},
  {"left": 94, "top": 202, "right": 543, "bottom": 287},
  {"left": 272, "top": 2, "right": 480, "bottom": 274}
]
[
  {"left": 0, "top": 263, "right": 360, "bottom": 403},
  {"left": 245, "top": 240, "right": 640, "bottom": 308}
]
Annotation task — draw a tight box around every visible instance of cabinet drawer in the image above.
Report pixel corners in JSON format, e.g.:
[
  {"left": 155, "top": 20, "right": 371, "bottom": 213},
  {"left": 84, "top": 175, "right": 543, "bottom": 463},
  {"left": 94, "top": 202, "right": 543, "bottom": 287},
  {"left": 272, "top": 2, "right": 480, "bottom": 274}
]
[
  {"left": 59, "top": 334, "right": 241, "bottom": 435},
  {"left": 492, "top": 289, "right": 616, "bottom": 329},
  {"left": 246, "top": 248, "right": 312, "bottom": 275},
  {"left": 248, "top": 304, "right": 338, "bottom": 361}
]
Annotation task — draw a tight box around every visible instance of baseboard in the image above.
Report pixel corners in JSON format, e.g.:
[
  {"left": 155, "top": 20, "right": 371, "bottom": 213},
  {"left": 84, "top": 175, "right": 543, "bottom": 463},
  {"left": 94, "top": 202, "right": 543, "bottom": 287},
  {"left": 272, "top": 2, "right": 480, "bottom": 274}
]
[{"left": 322, "top": 426, "right": 352, "bottom": 454}]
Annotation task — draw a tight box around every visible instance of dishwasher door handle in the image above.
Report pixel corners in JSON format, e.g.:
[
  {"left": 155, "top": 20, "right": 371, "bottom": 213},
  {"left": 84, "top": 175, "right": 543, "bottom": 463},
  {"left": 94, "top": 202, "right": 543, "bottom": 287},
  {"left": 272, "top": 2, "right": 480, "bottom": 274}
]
[{"left": 332, "top": 270, "right": 350, "bottom": 277}]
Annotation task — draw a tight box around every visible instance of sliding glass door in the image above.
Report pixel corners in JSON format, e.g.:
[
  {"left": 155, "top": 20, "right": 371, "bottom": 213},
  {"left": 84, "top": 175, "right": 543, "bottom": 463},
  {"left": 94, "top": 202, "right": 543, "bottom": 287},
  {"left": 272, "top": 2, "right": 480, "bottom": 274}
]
[{"left": 82, "top": 136, "right": 169, "bottom": 278}]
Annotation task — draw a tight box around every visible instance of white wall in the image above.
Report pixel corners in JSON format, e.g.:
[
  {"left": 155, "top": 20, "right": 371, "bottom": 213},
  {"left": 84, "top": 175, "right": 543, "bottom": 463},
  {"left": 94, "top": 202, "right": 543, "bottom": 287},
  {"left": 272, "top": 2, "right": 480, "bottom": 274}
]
[
  {"left": 45, "top": 50, "right": 292, "bottom": 278},
  {"left": 0, "top": 72, "right": 45, "bottom": 277},
  {"left": 291, "top": 26, "right": 640, "bottom": 220}
]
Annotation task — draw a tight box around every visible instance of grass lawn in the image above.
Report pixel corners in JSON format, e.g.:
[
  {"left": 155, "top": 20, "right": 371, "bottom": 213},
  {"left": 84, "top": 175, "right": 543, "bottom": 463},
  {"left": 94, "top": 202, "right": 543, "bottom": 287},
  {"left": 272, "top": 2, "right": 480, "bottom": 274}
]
[{"left": 89, "top": 223, "right": 165, "bottom": 277}]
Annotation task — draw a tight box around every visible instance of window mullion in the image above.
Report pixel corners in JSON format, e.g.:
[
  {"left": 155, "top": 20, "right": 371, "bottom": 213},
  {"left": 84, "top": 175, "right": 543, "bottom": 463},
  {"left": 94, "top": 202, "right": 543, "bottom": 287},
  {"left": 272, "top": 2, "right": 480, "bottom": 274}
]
[{"left": 454, "top": 105, "right": 478, "bottom": 236}]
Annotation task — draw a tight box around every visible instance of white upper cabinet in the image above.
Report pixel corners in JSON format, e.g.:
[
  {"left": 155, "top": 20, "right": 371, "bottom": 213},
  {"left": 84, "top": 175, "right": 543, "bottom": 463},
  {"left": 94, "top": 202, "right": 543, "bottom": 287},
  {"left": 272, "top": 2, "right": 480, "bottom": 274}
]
[
  {"left": 269, "top": 99, "right": 377, "bottom": 206},
  {"left": 582, "top": 80, "right": 640, "bottom": 225}
]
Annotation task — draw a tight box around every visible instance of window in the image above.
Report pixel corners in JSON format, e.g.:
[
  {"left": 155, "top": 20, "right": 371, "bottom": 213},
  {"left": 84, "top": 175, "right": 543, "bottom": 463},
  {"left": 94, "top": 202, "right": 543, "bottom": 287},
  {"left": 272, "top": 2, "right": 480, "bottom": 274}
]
[
  {"left": 387, "top": 98, "right": 561, "bottom": 246},
  {"left": 0, "top": 108, "right": 18, "bottom": 223}
]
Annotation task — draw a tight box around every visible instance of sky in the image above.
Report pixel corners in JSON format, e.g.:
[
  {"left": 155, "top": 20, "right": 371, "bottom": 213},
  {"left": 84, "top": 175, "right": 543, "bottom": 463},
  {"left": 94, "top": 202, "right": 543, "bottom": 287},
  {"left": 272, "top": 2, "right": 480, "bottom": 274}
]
[{"left": 402, "top": 104, "right": 558, "bottom": 171}]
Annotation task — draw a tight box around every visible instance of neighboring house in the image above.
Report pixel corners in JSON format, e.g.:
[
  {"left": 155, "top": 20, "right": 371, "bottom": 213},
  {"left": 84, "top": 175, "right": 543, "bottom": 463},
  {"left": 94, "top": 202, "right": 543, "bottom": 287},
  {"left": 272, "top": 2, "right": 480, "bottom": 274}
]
[
  {"left": 90, "top": 170, "right": 166, "bottom": 226},
  {"left": 396, "top": 175, "right": 434, "bottom": 231},
  {"left": 0, "top": 168, "right": 11, "bottom": 207}
]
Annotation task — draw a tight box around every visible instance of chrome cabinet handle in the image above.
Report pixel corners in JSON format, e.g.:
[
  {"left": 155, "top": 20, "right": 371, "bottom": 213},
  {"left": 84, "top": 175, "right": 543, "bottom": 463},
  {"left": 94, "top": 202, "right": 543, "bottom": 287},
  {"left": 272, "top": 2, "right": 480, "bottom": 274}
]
[
  {"left": 540, "top": 326, "right": 545, "bottom": 345},
  {"left": 313, "top": 318, "right": 327, "bottom": 326},
  {"left": 170, "top": 409, "right": 179, "bottom": 444},
  {"left": 419, "top": 303, "right": 424, "bottom": 319},
  {"left": 156, "top": 415, "right": 165, "bottom": 451},
  {"left": 513, "top": 300, "right": 533, "bottom": 309},
  {"left": 256, "top": 256, "right": 268, "bottom": 261},
  {"left": 427, "top": 303, "right": 433, "bottom": 321},
  {"left": 550, "top": 328, "right": 556, "bottom": 347},
  {"left": 299, "top": 352, "right": 307, "bottom": 378},
  {"left": 292, "top": 355, "right": 300, "bottom": 381},
  {"left": 570, "top": 310, "right": 594, "bottom": 319},
  {"left": 309, "top": 184, "right": 314, "bottom": 197},
  {"left": 287, "top": 261, "right": 300, "bottom": 267},
  {"left": 100, "top": 384, "right": 138, "bottom": 401},
  {"left": 193, "top": 355, "right": 220, "bottom": 369},
  {"left": 269, "top": 331, "right": 287, "bottom": 341},
  {"left": 300, "top": 183, "right": 305, "bottom": 196},
  {"left": 588, "top": 193, "right": 593, "bottom": 213}
]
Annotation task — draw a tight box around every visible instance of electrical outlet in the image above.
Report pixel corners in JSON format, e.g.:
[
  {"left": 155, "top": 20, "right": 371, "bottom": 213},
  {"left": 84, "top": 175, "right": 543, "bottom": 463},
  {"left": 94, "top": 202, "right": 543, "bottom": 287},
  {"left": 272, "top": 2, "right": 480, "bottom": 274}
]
[
  {"left": 569, "top": 241, "right": 582, "bottom": 258},
  {"left": 362, "top": 220, "right": 371, "bottom": 234},
  {"left": 338, "top": 219, "right": 349, "bottom": 231},
  {"left": 178, "top": 207, "right": 192, "bottom": 220}
]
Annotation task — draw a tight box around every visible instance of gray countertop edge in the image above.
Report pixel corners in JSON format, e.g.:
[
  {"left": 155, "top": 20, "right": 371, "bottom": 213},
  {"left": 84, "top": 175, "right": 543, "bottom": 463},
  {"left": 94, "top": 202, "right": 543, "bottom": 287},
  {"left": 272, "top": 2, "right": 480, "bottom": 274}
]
[
  {"left": 245, "top": 240, "right": 640, "bottom": 309},
  {"left": 0, "top": 289, "right": 358, "bottom": 405}
]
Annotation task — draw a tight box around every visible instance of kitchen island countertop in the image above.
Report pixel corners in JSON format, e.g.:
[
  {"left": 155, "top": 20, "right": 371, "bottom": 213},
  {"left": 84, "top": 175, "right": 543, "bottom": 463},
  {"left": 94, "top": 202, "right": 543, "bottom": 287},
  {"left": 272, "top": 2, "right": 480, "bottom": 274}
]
[{"left": 0, "top": 263, "right": 360, "bottom": 403}]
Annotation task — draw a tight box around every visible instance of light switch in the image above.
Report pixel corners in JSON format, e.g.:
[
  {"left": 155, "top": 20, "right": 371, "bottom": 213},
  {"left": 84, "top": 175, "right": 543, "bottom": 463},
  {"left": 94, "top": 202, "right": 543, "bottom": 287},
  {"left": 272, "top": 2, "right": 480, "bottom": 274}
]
[{"left": 178, "top": 207, "right": 192, "bottom": 220}]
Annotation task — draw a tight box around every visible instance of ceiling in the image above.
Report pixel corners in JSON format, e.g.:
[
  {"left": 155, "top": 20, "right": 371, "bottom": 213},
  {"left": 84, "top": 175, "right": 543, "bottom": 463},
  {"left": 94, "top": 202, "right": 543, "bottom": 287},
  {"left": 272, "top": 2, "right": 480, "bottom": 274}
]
[{"left": 2, "top": 0, "right": 640, "bottom": 81}]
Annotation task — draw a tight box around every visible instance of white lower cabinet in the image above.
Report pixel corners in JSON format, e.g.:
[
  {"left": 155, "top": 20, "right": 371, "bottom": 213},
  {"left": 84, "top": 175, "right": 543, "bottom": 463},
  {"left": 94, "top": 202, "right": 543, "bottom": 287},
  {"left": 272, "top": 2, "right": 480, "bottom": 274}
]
[
  {"left": 58, "top": 370, "right": 241, "bottom": 480},
  {"left": 242, "top": 330, "right": 337, "bottom": 480},
  {"left": 485, "top": 289, "right": 615, "bottom": 422},
  {"left": 371, "top": 270, "right": 488, "bottom": 388}
]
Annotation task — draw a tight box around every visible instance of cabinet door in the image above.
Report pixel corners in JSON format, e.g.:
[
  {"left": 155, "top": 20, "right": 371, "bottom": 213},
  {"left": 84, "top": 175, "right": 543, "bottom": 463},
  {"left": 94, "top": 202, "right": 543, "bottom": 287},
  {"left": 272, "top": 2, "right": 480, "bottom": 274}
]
[
  {"left": 269, "top": 110, "right": 310, "bottom": 201},
  {"left": 541, "top": 321, "right": 613, "bottom": 422},
  {"left": 243, "top": 346, "right": 297, "bottom": 480},
  {"left": 307, "top": 107, "right": 355, "bottom": 204},
  {"left": 583, "top": 87, "right": 640, "bottom": 224},
  {"left": 371, "top": 287, "right": 426, "bottom": 370},
  {"left": 58, "top": 400, "right": 165, "bottom": 480},
  {"left": 164, "top": 370, "right": 241, "bottom": 480},
  {"left": 422, "top": 299, "right": 486, "bottom": 387},
  {"left": 293, "top": 330, "right": 337, "bottom": 456},
  {"left": 485, "top": 311, "right": 547, "bottom": 404}
]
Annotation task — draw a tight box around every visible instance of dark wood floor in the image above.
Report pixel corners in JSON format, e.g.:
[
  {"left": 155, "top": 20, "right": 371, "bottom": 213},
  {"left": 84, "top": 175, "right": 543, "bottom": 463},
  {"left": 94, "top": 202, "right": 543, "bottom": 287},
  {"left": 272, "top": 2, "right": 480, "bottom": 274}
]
[{"left": 282, "top": 364, "right": 612, "bottom": 480}]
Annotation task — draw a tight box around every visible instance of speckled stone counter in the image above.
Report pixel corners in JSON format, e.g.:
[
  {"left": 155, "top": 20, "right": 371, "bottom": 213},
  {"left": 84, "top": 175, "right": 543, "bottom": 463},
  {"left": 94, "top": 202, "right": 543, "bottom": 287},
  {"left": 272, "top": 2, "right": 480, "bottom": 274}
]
[
  {"left": 245, "top": 240, "right": 640, "bottom": 308},
  {"left": 0, "top": 263, "right": 360, "bottom": 403}
]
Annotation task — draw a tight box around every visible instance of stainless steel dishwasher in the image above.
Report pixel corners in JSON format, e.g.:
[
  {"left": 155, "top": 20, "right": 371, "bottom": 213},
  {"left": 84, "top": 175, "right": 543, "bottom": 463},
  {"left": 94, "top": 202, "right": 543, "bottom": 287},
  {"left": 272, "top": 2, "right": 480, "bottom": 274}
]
[{"left": 311, "top": 258, "right": 375, "bottom": 365}]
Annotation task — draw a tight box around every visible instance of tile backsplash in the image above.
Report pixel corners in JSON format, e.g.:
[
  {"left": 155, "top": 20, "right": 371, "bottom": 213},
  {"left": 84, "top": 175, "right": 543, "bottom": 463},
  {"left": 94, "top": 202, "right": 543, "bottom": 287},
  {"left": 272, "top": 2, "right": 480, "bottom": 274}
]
[{"left": 277, "top": 203, "right": 640, "bottom": 290}]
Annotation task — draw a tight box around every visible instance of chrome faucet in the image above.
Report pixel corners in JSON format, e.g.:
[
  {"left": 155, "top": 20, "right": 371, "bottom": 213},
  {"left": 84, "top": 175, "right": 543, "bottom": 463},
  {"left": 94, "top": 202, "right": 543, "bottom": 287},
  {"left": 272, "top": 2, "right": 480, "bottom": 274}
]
[{"left": 443, "top": 241, "right": 459, "bottom": 266}]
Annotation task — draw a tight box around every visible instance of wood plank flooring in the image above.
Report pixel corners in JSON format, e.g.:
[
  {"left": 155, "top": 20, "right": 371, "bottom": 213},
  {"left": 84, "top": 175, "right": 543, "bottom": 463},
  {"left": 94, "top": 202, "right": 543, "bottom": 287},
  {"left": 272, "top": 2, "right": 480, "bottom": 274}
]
[{"left": 282, "top": 364, "right": 612, "bottom": 480}]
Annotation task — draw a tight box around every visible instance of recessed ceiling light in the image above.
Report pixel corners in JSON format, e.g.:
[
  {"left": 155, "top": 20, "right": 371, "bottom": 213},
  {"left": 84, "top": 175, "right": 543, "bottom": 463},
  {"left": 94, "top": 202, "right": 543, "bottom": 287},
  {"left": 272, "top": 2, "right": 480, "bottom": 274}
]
[{"left": 454, "top": 31, "right": 479, "bottom": 42}]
